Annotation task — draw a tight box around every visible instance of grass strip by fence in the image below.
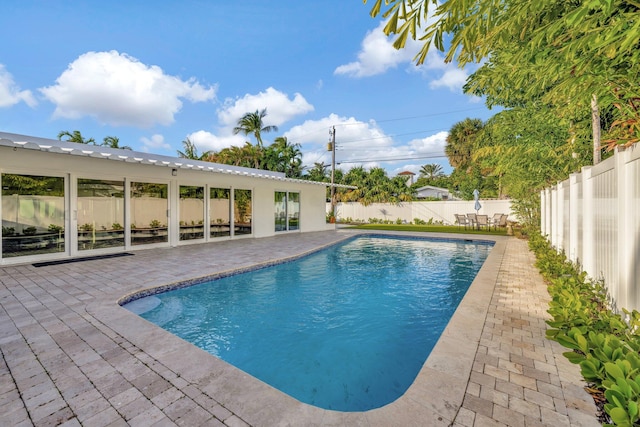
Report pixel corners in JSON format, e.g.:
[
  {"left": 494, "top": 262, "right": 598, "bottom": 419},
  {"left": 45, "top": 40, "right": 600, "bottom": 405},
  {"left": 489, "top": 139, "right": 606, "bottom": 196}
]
[{"left": 349, "top": 223, "right": 508, "bottom": 236}]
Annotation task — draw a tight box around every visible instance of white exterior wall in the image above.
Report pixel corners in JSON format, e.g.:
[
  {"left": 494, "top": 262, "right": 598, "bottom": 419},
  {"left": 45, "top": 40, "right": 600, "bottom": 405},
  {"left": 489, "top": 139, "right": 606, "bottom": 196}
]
[
  {"left": 0, "top": 145, "right": 331, "bottom": 265},
  {"left": 541, "top": 145, "right": 640, "bottom": 312},
  {"left": 329, "top": 200, "right": 514, "bottom": 224}
]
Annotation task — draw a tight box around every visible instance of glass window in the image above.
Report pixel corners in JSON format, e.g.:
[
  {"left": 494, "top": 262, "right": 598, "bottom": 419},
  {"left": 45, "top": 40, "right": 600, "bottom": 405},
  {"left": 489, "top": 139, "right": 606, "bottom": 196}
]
[
  {"left": 288, "top": 192, "right": 300, "bottom": 231},
  {"left": 274, "top": 191, "right": 300, "bottom": 232},
  {"left": 179, "top": 185, "right": 204, "bottom": 241},
  {"left": 234, "top": 189, "right": 252, "bottom": 235},
  {"left": 275, "top": 191, "right": 287, "bottom": 232},
  {"left": 210, "top": 188, "right": 230, "bottom": 238},
  {"left": 77, "top": 179, "right": 124, "bottom": 250},
  {"left": 2, "top": 174, "right": 65, "bottom": 258},
  {"left": 130, "top": 182, "right": 168, "bottom": 246}
]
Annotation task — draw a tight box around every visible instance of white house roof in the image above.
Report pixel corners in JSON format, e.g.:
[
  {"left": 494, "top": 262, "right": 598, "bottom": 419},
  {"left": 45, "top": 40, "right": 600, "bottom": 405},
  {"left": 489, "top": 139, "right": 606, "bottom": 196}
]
[
  {"left": 0, "top": 132, "right": 356, "bottom": 189},
  {"left": 415, "top": 185, "right": 451, "bottom": 192}
]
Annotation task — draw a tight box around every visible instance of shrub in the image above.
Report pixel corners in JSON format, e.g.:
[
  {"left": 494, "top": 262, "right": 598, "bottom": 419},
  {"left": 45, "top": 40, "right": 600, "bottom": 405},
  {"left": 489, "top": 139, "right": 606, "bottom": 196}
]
[
  {"left": 23, "top": 226, "right": 37, "bottom": 235},
  {"left": 48, "top": 224, "right": 63, "bottom": 233},
  {"left": 530, "top": 230, "right": 640, "bottom": 426}
]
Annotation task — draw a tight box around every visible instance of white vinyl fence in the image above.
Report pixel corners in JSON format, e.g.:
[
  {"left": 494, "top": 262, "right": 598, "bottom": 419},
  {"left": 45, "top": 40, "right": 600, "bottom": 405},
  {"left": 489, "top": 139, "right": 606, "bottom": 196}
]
[
  {"left": 328, "top": 200, "right": 514, "bottom": 225},
  {"left": 541, "top": 145, "right": 640, "bottom": 312}
]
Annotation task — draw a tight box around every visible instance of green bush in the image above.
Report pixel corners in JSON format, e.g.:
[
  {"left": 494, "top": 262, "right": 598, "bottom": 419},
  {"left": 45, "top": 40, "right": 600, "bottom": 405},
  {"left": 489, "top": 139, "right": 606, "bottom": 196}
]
[{"left": 530, "top": 230, "right": 640, "bottom": 426}]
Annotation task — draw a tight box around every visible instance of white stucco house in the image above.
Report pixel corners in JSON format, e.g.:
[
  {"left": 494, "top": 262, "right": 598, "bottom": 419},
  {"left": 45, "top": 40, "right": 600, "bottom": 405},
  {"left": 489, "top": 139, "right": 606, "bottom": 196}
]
[
  {"left": 415, "top": 185, "right": 458, "bottom": 200},
  {"left": 0, "top": 132, "right": 342, "bottom": 265}
]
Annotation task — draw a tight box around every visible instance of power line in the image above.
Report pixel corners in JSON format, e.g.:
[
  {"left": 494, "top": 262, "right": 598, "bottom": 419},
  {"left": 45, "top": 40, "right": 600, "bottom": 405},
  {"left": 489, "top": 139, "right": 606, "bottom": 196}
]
[
  {"left": 288, "top": 106, "right": 485, "bottom": 141},
  {"left": 335, "top": 107, "right": 487, "bottom": 126},
  {"left": 338, "top": 153, "right": 447, "bottom": 164},
  {"left": 337, "top": 128, "right": 447, "bottom": 145}
]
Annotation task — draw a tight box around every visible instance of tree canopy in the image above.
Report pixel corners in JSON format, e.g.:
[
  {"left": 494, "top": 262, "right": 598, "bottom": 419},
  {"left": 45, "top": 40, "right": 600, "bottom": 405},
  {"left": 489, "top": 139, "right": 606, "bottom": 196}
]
[
  {"left": 57, "top": 130, "right": 95, "bottom": 145},
  {"left": 365, "top": 0, "right": 640, "bottom": 147}
]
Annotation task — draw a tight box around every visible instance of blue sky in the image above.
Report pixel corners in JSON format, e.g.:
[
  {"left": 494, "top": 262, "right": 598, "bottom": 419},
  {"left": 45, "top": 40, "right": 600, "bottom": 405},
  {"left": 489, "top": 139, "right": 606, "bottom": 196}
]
[{"left": 0, "top": 1, "right": 496, "bottom": 176}]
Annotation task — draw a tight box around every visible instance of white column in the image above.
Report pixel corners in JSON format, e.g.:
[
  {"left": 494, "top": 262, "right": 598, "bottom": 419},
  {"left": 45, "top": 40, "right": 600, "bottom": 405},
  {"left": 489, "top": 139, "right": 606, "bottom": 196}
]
[{"left": 169, "top": 178, "right": 179, "bottom": 247}]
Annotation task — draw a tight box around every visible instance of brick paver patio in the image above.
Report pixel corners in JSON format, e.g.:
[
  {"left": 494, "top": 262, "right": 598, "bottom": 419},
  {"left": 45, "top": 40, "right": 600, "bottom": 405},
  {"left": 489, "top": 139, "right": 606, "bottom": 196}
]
[{"left": 0, "top": 231, "right": 599, "bottom": 426}]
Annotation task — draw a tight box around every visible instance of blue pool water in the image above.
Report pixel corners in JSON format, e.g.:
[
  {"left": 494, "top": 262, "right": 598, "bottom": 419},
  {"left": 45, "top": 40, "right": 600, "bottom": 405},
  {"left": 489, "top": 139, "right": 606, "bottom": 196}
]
[{"left": 124, "top": 235, "right": 492, "bottom": 411}]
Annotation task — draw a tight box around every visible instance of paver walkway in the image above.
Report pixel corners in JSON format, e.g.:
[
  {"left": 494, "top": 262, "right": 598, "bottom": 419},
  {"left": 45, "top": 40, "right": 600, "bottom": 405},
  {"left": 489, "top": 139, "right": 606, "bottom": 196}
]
[
  {"left": 0, "top": 231, "right": 599, "bottom": 426},
  {"left": 455, "top": 235, "right": 599, "bottom": 427}
]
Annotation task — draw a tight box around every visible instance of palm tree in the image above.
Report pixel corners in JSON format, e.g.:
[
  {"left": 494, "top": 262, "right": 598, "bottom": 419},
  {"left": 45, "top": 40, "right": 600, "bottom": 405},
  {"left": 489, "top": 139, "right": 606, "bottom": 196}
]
[
  {"left": 445, "top": 118, "right": 484, "bottom": 169},
  {"left": 215, "top": 143, "right": 263, "bottom": 169},
  {"left": 305, "top": 162, "right": 330, "bottom": 182},
  {"left": 102, "top": 136, "right": 131, "bottom": 150},
  {"left": 57, "top": 130, "right": 95, "bottom": 145},
  {"left": 177, "top": 138, "right": 211, "bottom": 160},
  {"left": 240, "top": 142, "right": 263, "bottom": 169},
  {"left": 265, "top": 136, "right": 303, "bottom": 177},
  {"left": 419, "top": 163, "right": 444, "bottom": 179},
  {"left": 233, "top": 108, "right": 278, "bottom": 147}
]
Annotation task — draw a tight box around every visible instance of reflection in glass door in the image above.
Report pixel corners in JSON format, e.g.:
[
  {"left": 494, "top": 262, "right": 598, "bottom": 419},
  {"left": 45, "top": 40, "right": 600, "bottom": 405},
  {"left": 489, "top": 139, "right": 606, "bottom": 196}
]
[
  {"left": 274, "top": 191, "right": 300, "bottom": 232},
  {"left": 179, "top": 185, "right": 204, "bottom": 241},
  {"left": 130, "top": 182, "right": 168, "bottom": 246},
  {"left": 275, "top": 191, "right": 287, "bottom": 231},
  {"left": 288, "top": 192, "right": 300, "bottom": 231},
  {"left": 1, "top": 174, "right": 65, "bottom": 258},
  {"left": 77, "top": 178, "right": 124, "bottom": 250},
  {"left": 210, "top": 188, "right": 230, "bottom": 238},
  {"left": 234, "top": 189, "right": 252, "bottom": 235}
]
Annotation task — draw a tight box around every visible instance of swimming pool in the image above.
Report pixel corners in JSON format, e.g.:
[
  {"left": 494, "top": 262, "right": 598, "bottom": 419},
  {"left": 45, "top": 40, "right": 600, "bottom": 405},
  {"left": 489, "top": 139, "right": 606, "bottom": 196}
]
[{"left": 124, "top": 235, "right": 493, "bottom": 411}]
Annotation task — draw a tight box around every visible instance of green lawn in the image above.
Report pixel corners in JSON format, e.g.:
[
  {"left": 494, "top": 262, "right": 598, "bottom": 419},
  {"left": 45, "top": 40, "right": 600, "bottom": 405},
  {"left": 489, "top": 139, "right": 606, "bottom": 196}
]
[{"left": 344, "top": 223, "right": 508, "bottom": 236}]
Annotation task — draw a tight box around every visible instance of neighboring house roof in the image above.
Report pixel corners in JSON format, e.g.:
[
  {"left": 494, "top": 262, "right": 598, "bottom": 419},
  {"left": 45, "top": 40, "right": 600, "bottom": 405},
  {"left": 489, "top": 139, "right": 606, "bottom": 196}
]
[
  {"left": 416, "top": 185, "right": 450, "bottom": 192},
  {"left": 0, "top": 132, "right": 356, "bottom": 189},
  {"left": 415, "top": 185, "right": 460, "bottom": 200}
]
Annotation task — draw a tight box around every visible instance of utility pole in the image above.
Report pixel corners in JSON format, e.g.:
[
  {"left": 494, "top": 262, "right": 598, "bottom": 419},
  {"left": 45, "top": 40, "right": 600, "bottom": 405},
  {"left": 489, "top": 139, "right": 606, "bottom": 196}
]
[{"left": 329, "top": 126, "right": 336, "bottom": 218}]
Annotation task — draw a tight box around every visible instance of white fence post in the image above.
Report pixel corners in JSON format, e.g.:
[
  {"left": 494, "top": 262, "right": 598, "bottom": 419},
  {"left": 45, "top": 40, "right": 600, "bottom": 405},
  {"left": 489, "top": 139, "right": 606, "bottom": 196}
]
[
  {"left": 554, "top": 182, "right": 565, "bottom": 251},
  {"left": 569, "top": 174, "right": 579, "bottom": 262},
  {"left": 617, "top": 148, "right": 631, "bottom": 310},
  {"left": 540, "top": 189, "right": 546, "bottom": 236},
  {"left": 544, "top": 188, "right": 552, "bottom": 237},
  {"left": 541, "top": 146, "right": 640, "bottom": 312},
  {"left": 627, "top": 146, "right": 640, "bottom": 311},
  {"left": 581, "top": 166, "right": 595, "bottom": 278}
]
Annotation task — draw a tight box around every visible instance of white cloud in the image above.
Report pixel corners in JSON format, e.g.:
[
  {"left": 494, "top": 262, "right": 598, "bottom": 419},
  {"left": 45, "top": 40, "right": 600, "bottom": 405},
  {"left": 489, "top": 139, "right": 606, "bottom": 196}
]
[
  {"left": 334, "top": 16, "right": 472, "bottom": 93},
  {"left": 288, "top": 116, "right": 450, "bottom": 174},
  {"left": 284, "top": 114, "right": 410, "bottom": 171},
  {"left": 428, "top": 67, "right": 468, "bottom": 92},
  {"left": 188, "top": 87, "right": 314, "bottom": 151},
  {"left": 140, "top": 134, "right": 171, "bottom": 153},
  {"left": 40, "top": 50, "right": 216, "bottom": 127},
  {"left": 0, "top": 64, "right": 37, "bottom": 108},
  {"left": 217, "top": 87, "right": 313, "bottom": 129},
  {"left": 407, "top": 131, "right": 448, "bottom": 155},
  {"left": 334, "top": 21, "right": 420, "bottom": 78},
  {"left": 187, "top": 130, "right": 245, "bottom": 152}
]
